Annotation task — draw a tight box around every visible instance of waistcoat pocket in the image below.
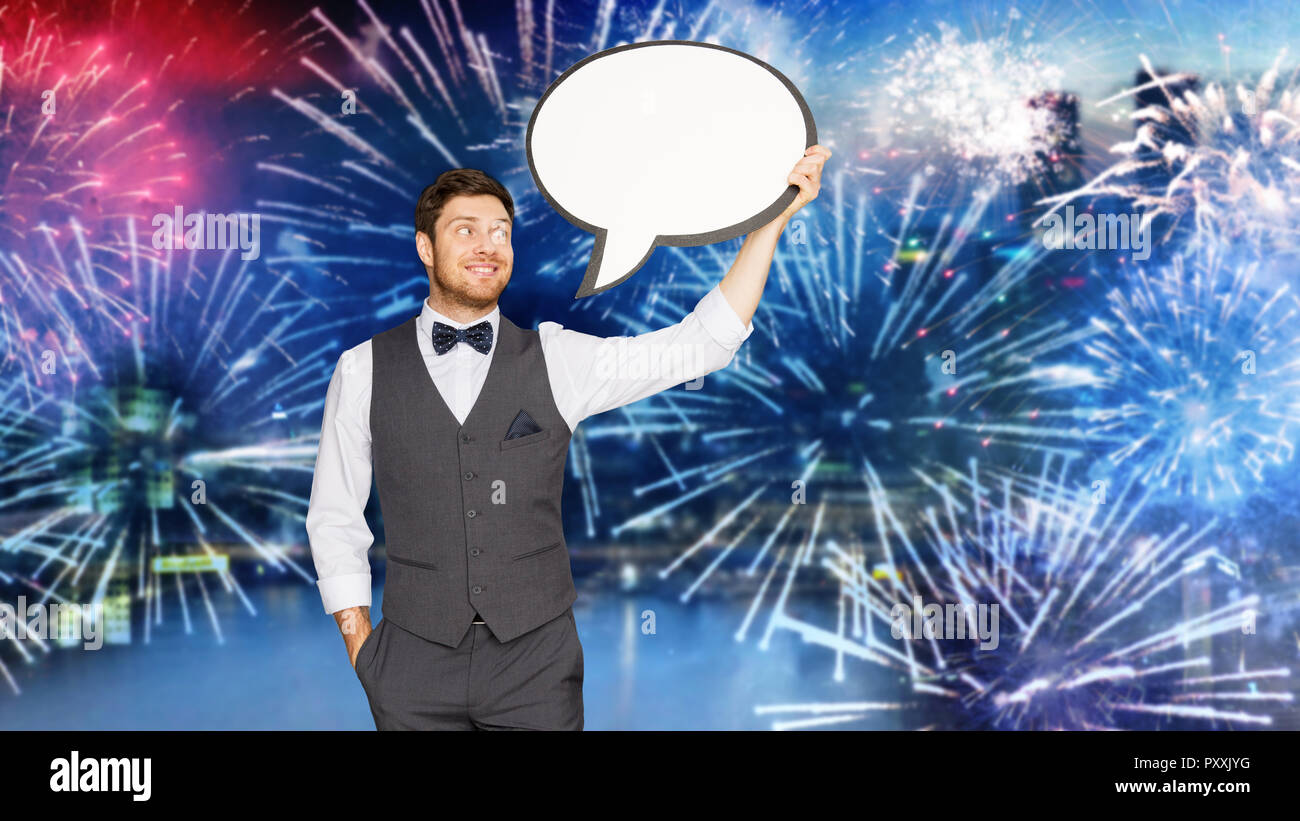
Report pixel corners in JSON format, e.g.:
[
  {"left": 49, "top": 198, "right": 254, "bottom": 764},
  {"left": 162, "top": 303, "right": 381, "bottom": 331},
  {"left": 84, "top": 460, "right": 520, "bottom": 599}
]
[
  {"left": 511, "top": 541, "right": 562, "bottom": 561},
  {"left": 387, "top": 554, "right": 438, "bottom": 571},
  {"left": 500, "top": 429, "right": 551, "bottom": 451}
]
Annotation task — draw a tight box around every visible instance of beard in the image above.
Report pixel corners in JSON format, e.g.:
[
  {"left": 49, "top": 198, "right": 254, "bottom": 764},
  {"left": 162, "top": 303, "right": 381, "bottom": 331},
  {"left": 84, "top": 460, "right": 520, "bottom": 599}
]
[{"left": 429, "top": 243, "right": 508, "bottom": 310}]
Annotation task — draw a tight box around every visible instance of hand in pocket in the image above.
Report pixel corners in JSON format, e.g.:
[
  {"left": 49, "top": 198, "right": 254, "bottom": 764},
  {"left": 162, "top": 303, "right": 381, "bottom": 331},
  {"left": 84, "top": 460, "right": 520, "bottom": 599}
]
[{"left": 352, "top": 622, "right": 381, "bottom": 673}]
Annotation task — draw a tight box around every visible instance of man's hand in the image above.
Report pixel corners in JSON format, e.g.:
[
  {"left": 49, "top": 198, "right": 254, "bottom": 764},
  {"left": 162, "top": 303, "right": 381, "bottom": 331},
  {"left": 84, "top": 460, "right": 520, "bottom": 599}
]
[
  {"left": 780, "top": 144, "right": 832, "bottom": 220},
  {"left": 335, "top": 606, "right": 372, "bottom": 669}
]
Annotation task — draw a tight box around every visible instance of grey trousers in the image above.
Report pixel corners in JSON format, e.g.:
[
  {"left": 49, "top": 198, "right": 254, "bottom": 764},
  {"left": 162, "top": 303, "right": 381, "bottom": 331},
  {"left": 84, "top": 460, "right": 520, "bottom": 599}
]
[{"left": 353, "top": 606, "right": 583, "bottom": 730}]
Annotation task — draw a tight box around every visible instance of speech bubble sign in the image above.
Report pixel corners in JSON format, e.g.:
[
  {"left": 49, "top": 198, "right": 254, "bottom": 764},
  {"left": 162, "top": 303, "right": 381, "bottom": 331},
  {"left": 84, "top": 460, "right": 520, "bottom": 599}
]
[{"left": 527, "top": 40, "right": 817, "bottom": 298}]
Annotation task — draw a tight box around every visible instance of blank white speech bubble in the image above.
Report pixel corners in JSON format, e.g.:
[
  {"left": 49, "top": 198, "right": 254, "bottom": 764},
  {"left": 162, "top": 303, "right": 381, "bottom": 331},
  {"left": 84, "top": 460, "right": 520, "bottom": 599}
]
[{"left": 527, "top": 40, "right": 817, "bottom": 298}]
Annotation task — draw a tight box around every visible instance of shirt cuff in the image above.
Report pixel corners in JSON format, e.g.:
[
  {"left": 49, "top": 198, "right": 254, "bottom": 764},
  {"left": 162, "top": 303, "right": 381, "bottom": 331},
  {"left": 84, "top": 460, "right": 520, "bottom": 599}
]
[
  {"left": 694, "top": 284, "right": 755, "bottom": 349},
  {"left": 317, "top": 573, "right": 372, "bottom": 614}
]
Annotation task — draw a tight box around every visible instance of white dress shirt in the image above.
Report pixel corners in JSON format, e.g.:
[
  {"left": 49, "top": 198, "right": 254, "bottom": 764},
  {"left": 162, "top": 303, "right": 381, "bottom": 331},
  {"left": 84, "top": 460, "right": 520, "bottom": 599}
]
[{"left": 306, "top": 284, "right": 755, "bottom": 614}]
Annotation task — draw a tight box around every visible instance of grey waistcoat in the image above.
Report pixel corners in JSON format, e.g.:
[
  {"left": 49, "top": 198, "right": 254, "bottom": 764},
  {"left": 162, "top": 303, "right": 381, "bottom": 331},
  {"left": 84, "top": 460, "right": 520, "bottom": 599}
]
[{"left": 370, "top": 313, "right": 575, "bottom": 647}]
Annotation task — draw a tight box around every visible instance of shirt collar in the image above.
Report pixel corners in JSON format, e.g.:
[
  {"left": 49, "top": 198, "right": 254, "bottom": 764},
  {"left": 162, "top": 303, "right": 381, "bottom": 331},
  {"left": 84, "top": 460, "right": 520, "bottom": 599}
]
[{"left": 418, "top": 298, "right": 500, "bottom": 350}]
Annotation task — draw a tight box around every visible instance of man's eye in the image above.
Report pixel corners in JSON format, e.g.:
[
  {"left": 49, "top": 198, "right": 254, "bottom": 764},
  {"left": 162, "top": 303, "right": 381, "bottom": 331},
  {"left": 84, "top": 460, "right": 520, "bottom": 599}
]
[{"left": 457, "top": 227, "right": 471, "bottom": 234}]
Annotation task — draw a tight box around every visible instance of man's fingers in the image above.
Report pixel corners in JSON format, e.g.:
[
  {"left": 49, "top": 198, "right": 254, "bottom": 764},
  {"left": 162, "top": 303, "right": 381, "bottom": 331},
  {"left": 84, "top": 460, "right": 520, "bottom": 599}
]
[
  {"left": 791, "top": 164, "right": 822, "bottom": 185},
  {"left": 790, "top": 166, "right": 818, "bottom": 184},
  {"left": 792, "top": 156, "right": 827, "bottom": 177},
  {"left": 784, "top": 146, "right": 829, "bottom": 212}
]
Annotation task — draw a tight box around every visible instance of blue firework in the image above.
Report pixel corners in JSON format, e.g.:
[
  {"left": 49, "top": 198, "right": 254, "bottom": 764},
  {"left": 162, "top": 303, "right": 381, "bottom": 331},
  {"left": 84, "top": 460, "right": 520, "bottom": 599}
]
[
  {"left": 1005, "top": 251, "right": 1300, "bottom": 507},
  {"left": 756, "top": 454, "right": 1292, "bottom": 730},
  {"left": 0, "top": 229, "right": 353, "bottom": 693}
]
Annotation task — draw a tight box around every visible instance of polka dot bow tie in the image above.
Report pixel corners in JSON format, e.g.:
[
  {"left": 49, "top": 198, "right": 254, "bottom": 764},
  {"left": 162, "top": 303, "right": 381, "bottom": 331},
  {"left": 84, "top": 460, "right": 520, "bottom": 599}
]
[{"left": 430, "top": 320, "right": 493, "bottom": 355}]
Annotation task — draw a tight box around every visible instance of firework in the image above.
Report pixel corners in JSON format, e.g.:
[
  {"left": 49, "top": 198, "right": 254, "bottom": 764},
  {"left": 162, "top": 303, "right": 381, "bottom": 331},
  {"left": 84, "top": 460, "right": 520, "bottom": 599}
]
[
  {"left": 1038, "top": 49, "right": 1300, "bottom": 263},
  {"left": 0, "top": 15, "right": 184, "bottom": 392},
  {"left": 0, "top": 0, "right": 308, "bottom": 394},
  {"left": 1083, "top": 254, "right": 1300, "bottom": 501},
  {"left": 878, "top": 21, "right": 1078, "bottom": 185},
  {"left": 0, "top": 2, "right": 343, "bottom": 694},
  {"left": 998, "top": 251, "right": 1300, "bottom": 506},
  {"left": 0, "top": 233, "right": 350, "bottom": 693},
  {"left": 571, "top": 163, "right": 1103, "bottom": 641},
  {"left": 758, "top": 454, "right": 1291, "bottom": 730}
]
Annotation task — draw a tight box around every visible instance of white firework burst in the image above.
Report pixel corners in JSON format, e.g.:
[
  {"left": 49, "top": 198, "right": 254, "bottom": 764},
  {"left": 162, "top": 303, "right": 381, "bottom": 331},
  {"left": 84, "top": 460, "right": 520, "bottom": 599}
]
[
  {"left": 1039, "top": 49, "right": 1300, "bottom": 262},
  {"left": 880, "top": 21, "right": 1073, "bottom": 184}
]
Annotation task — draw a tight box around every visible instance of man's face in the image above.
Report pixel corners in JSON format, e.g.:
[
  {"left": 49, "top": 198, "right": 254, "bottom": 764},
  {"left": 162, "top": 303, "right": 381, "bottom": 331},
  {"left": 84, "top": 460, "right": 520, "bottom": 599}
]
[{"left": 417, "top": 193, "right": 513, "bottom": 311}]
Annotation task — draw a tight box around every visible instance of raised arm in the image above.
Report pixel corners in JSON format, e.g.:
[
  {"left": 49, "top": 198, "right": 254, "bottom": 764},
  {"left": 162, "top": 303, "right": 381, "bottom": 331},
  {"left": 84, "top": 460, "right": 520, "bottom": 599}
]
[
  {"left": 540, "top": 145, "right": 832, "bottom": 431},
  {"left": 718, "top": 144, "right": 832, "bottom": 326},
  {"left": 540, "top": 284, "right": 754, "bottom": 432}
]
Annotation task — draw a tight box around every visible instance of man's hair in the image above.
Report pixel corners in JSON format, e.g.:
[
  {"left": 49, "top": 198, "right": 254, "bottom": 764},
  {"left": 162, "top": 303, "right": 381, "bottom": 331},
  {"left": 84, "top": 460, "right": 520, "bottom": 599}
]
[{"left": 414, "top": 168, "right": 515, "bottom": 243}]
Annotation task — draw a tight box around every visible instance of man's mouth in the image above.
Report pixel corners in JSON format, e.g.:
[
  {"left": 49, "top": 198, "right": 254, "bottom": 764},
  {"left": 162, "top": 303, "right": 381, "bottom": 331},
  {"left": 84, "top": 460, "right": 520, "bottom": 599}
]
[{"left": 465, "top": 263, "right": 499, "bottom": 277}]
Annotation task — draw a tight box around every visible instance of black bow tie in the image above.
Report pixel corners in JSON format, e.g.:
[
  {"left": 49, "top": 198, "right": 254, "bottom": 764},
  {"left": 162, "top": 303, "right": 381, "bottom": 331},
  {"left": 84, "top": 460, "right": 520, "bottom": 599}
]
[{"left": 431, "top": 320, "right": 493, "bottom": 355}]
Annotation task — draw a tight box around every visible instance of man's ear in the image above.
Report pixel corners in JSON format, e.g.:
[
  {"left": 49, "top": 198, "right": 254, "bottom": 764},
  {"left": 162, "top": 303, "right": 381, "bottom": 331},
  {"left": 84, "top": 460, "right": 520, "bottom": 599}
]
[{"left": 415, "top": 231, "right": 435, "bottom": 268}]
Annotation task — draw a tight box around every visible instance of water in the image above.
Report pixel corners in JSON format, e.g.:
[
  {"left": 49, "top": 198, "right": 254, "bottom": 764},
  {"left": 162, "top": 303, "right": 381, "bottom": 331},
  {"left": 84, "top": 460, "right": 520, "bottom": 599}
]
[{"left": 1, "top": 582, "right": 900, "bottom": 730}]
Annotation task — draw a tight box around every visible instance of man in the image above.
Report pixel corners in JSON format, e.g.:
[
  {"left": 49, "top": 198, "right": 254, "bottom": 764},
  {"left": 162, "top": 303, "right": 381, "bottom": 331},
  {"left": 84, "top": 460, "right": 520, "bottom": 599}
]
[{"left": 307, "top": 145, "right": 832, "bottom": 730}]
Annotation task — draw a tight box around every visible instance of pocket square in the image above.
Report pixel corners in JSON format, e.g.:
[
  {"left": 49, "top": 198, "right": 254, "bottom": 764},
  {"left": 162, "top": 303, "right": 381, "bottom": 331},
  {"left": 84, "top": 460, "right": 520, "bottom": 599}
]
[{"left": 504, "top": 409, "right": 543, "bottom": 440}]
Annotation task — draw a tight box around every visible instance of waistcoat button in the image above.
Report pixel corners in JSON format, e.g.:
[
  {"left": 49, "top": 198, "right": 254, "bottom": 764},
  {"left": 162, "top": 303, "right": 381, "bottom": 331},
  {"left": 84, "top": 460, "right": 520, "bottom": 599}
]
[
  {"left": 472, "top": 585, "right": 482, "bottom": 595},
  {"left": 470, "top": 548, "right": 480, "bottom": 557},
  {"left": 466, "top": 509, "right": 477, "bottom": 518},
  {"left": 461, "top": 434, "right": 471, "bottom": 443},
  {"left": 463, "top": 471, "right": 474, "bottom": 480}
]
